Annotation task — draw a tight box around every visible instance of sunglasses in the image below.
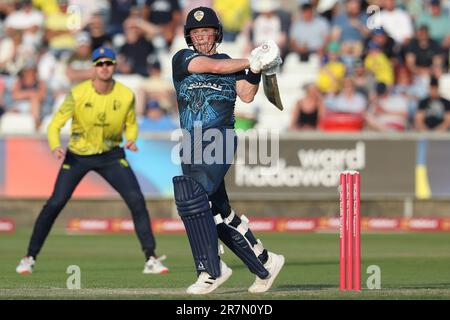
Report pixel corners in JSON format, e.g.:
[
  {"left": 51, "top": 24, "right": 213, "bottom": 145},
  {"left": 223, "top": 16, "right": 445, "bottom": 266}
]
[{"left": 94, "top": 60, "right": 115, "bottom": 67}]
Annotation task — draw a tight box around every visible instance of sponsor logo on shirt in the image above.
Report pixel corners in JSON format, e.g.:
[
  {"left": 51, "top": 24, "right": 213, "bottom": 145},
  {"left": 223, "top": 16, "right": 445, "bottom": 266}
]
[
  {"left": 113, "top": 100, "right": 121, "bottom": 111},
  {"left": 185, "top": 53, "right": 199, "bottom": 61},
  {"left": 187, "top": 81, "right": 223, "bottom": 91}
]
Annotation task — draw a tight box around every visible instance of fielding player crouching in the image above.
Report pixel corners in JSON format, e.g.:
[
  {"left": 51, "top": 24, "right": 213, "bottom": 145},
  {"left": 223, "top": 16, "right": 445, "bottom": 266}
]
[
  {"left": 171, "top": 7, "right": 285, "bottom": 294},
  {"left": 16, "top": 47, "right": 168, "bottom": 276}
]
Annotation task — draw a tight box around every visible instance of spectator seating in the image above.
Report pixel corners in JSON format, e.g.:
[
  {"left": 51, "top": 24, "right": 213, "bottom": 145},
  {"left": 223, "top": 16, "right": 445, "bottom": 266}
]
[{"left": 0, "top": 113, "right": 35, "bottom": 134}]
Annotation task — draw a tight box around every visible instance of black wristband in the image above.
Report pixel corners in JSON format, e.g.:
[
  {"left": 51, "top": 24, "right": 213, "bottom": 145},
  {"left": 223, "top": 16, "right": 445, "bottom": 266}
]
[{"left": 245, "top": 69, "right": 261, "bottom": 85}]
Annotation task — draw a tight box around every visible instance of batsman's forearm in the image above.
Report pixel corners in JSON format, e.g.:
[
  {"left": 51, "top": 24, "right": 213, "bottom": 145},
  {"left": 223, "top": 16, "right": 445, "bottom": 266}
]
[
  {"left": 237, "top": 79, "right": 259, "bottom": 103},
  {"left": 214, "top": 59, "right": 250, "bottom": 74},
  {"left": 242, "top": 83, "right": 259, "bottom": 98}
]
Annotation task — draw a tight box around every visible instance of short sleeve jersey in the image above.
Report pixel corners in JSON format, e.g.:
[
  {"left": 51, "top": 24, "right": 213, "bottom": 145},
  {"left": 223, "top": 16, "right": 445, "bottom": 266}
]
[
  {"left": 418, "top": 96, "right": 450, "bottom": 129},
  {"left": 172, "top": 49, "right": 245, "bottom": 131}
]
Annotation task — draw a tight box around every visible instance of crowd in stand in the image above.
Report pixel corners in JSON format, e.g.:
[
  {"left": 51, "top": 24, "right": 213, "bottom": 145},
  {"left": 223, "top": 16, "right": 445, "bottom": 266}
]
[
  {"left": 0, "top": 0, "right": 449, "bottom": 133},
  {"left": 288, "top": 0, "right": 450, "bottom": 132}
]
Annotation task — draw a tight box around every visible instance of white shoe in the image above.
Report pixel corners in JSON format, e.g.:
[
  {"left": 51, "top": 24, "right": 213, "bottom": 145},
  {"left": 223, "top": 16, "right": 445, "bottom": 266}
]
[
  {"left": 143, "top": 255, "right": 169, "bottom": 274},
  {"left": 248, "top": 252, "right": 285, "bottom": 293},
  {"left": 16, "top": 256, "right": 35, "bottom": 274},
  {"left": 186, "top": 260, "right": 232, "bottom": 295}
]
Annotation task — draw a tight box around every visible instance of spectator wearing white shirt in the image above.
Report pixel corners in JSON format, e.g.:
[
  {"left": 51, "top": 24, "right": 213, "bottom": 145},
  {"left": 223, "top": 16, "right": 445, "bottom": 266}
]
[
  {"left": 4, "top": 0, "right": 44, "bottom": 51},
  {"left": 379, "top": 0, "right": 414, "bottom": 45},
  {"left": 248, "top": 0, "right": 288, "bottom": 60},
  {"left": 0, "top": 30, "right": 34, "bottom": 76},
  {"left": 366, "top": 82, "right": 409, "bottom": 131}
]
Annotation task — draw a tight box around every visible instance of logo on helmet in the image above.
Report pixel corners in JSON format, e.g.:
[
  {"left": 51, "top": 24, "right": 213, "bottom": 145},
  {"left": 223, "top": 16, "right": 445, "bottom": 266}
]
[{"left": 194, "top": 10, "right": 204, "bottom": 21}]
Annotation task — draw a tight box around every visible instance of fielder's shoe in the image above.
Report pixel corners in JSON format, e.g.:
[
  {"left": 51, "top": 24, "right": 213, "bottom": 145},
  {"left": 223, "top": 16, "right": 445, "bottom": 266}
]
[
  {"left": 248, "top": 252, "right": 285, "bottom": 293},
  {"left": 16, "top": 256, "right": 35, "bottom": 274},
  {"left": 186, "top": 260, "right": 232, "bottom": 295},
  {"left": 143, "top": 255, "right": 169, "bottom": 274}
]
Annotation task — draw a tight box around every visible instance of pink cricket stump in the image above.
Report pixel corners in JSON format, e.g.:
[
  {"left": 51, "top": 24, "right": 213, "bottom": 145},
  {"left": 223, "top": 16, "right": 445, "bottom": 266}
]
[
  {"left": 339, "top": 173, "right": 347, "bottom": 290},
  {"left": 345, "top": 173, "right": 354, "bottom": 290},
  {"left": 353, "top": 172, "right": 361, "bottom": 291},
  {"left": 339, "top": 171, "right": 361, "bottom": 291}
]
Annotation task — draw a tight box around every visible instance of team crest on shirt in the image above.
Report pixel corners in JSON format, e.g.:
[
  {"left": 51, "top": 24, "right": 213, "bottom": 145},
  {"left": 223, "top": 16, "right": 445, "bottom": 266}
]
[
  {"left": 84, "top": 102, "right": 93, "bottom": 108},
  {"left": 194, "top": 10, "right": 204, "bottom": 21},
  {"left": 113, "top": 100, "right": 121, "bottom": 111},
  {"left": 97, "top": 112, "right": 106, "bottom": 122}
]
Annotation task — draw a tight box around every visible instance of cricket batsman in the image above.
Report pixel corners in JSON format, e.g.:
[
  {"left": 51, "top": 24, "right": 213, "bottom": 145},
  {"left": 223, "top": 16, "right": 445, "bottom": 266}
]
[{"left": 171, "top": 6, "right": 285, "bottom": 294}]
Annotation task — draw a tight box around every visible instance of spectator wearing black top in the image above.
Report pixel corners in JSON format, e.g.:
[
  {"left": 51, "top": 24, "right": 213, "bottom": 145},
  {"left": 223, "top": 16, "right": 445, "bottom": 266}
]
[
  {"left": 405, "top": 25, "right": 444, "bottom": 77},
  {"left": 290, "top": 83, "right": 325, "bottom": 131},
  {"left": 414, "top": 77, "right": 450, "bottom": 132},
  {"left": 117, "top": 20, "right": 155, "bottom": 77},
  {"left": 85, "top": 13, "right": 112, "bottom": 50},
  {"left": 109, "top": 0, "right": 138, "bottom": 36},
  {"left": 0, "top": 1, "right": 14, "bottom": 23},
  {"left": 143, "top": 0, "right": 182, "bottom": 49},
  {"left": 0, "top": 77, "right": 5, "bottom": 118}
]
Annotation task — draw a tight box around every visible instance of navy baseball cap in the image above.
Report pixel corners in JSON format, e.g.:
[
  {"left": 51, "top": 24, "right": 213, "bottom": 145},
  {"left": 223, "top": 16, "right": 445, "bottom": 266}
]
[
  {"left": 375, "top": 82, "right": 387, "bottom": 95},
  {"left": 368, "top": 41, "right": 381, "bottom": 50},
  {"left": 430, "top": 76, "right": 439, "bottom": 87},
  {"left": 431, "top": 0, "right": 440, "bottom": 6},
  {"left": 372, "top": 27, "right": 385, "bottom": 36},
  {"left": 92, "top": 47, "right": 116, "bottom": 62}
]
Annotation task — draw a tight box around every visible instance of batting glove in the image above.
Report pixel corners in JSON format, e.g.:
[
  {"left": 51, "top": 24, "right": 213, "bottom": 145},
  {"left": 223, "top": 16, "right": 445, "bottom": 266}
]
[
  {"left": 259, "top": 40, "right": 282, "bottom": 72},
  {"left": 249, "top": 46, "right": 264, "bottom": 73}
]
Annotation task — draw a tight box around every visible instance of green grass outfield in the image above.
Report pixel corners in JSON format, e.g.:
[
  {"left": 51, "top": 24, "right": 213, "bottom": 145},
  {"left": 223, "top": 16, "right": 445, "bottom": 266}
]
[{"left": 1, "top": 229, "right": 450, "bottom": 300}]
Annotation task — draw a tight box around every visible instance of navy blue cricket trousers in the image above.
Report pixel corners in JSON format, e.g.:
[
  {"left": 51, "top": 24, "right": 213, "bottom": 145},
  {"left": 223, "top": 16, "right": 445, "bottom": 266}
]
[{"left": 27, "top": 147, "right": 156, "bottom": 259}]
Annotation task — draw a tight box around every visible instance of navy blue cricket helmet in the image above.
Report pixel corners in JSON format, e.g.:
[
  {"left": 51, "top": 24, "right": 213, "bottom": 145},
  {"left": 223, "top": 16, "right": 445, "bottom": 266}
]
[{"left": 184, "top": 6, "right": 223, "bottom": 47}]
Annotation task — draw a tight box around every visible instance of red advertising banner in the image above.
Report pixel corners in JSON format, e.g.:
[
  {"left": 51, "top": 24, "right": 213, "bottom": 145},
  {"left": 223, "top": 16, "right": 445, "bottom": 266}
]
[
  {"left": 401, "top": 218, "right": 442, "bottom": 232},
  {"left": 277, "top": 218, "right": 317, "bottom": 232},
  {"left": 363, "top": 218, "right": 402, "bottom": 231},
  {"left": 65, "top": 217, "right": 450, "bottom": 234},
  {"left": 0, "top": 218, "right": 15, "bottom": 233}
]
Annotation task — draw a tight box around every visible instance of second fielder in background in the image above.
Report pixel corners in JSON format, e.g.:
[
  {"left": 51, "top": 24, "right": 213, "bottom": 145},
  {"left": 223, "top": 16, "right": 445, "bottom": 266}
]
[{"left": 16, "top": 47, "right": 169, "bottom": 276}]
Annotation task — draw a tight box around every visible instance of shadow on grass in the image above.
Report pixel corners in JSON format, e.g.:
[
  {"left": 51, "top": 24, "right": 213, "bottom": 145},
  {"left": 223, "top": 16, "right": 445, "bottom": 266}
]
[
  {"left": 392, "top": 284, "right": 450, "bottom": 290},
  {"left": 216, "top": 284, "right": 335, "bottom": 295},
  {"left": 275, "top": 284, "right": 335, "bottom": 291}
]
